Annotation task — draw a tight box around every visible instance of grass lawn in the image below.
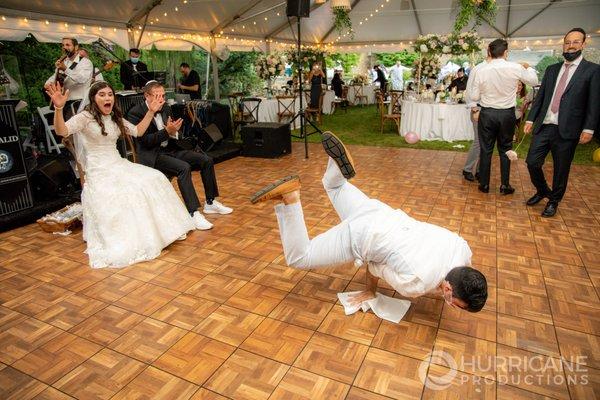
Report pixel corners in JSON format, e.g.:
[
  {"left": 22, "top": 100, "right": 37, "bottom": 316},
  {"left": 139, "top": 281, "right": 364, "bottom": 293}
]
[{"left": 292, "top": 105, "right": 600, "bottom": 165}]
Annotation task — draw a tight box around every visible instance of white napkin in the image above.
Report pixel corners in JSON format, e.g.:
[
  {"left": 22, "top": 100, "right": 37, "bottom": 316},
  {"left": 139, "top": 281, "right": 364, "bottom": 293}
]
[{"left": 337, "top": 291, "right": 412, "bottom": 324}]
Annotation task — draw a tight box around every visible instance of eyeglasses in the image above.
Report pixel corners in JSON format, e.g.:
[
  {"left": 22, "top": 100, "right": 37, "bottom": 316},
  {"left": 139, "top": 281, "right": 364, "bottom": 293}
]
[{"left": 564, "top": 40, "right": 583, "bottom": 46}]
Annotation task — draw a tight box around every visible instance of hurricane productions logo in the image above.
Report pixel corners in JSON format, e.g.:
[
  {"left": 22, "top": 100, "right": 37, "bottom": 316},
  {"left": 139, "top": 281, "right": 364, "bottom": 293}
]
[
  {"left": 0, "top": 150, "right": 13, "bottom": 173},
  {"left": 418, "top": 351, "right": 458, "bottom": 391}
]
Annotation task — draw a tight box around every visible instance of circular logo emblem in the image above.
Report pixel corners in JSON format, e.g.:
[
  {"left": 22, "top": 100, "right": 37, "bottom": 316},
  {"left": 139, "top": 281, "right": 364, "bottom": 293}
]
[
  {"left": 0, "top": 150, "right": 13, "bottom": 173},
  {"left": 418, "top": 350, "right": 458, "bottom": 391}
]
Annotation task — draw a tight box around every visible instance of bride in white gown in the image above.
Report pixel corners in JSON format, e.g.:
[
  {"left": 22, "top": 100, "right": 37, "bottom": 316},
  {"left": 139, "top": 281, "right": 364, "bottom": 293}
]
[{"left": 46, "top": 81, "right": 195, "bottom": 268}]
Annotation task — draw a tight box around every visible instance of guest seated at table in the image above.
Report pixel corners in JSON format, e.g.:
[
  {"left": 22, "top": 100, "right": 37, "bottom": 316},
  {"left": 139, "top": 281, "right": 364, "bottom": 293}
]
[
  {"left": 331, "top": 71, "right": 345, "bottom": 98},
  {"left": 448, "top": 68, "right": 468, "bottom": 92},
  {"left": 126, "top": 81, "right": 233, "bottom": 231}
]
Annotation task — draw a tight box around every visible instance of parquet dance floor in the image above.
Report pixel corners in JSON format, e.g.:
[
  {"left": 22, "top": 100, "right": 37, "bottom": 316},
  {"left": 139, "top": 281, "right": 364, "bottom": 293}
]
[{"left": 1, "top": 142, "right": 599, "bottom": 399}]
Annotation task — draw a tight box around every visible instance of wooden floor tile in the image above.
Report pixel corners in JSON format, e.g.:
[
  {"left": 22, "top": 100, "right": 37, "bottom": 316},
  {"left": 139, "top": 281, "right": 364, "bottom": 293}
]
[
  {"left": 34, "top": 294, "right": 106, "bottom": 330},
  {"left": 12, "top": 332, "right": 101, "bottom": 384},
  {"left": 250, "top": 263, "right": 307, "bottom": 292},
  {"left": 225, "top": 282, "right": 287, "bottom": 316},
  {"left": 497, "top": 314, "right": 560, "bottom": 357},
  {"left": 372, "top": 320, "right": 437, "bottom": 360},
  {"left": 3, "top": 282, "right": 72, "bottom": 316},
  {"left": 354, "top": 348, "right": 424, "bottom": 399},
  {"left": 422, "top": 365, "right": 496, "bottom": 399},
  {"left": 345, "top": 387, "right": 394, "bottom": 400},
  {"left": 69, "top": 305, "right": 145, "bottom": 346},
  {"left": 240, "top": 318, "right": 313, "bottom": 364},
  {"left": 496, "top": 344, "right": 570, "bottom": 400},
  {"left": 563, "top": 363, "right": 600, "bottom": 400},
  {"left": 0, "top": 317, "right": 62, "bottom": 364},
  {"left": 117, "top": 259, "right": 176, "bottom": 283},
  {"left": 189, "top": 388, "right": 229, "bottom": 400},
  {"left": 0, "top": 305, "right": 27, "bottom": 333},
  {"left": 268, "top": 293, "right": 333, "bottom": 330},
  {"left": 497, "top": 270, "right": 547, "bottom": 297},
  {"left": 293, "top": 331, "right": 368, "bottom": 384},
  {"left": 555, "top": 327, "right": 600, "bottom": 370},
  {"left": 496, "top": 384, "right": 555, "bottom": 399},
  {"left": 0, "top": 273, "right": 42, "bottom": 303},
  {"left": 111, "top": 366, "right": 198, "bottom": 400},
  {"left": 401, "top": 296, "right": 444, "bottom": 328},
  {"left": 270, "top": 367, "right": 349, "bottom": 399},
  {"left": 317, "top": 304, "right": 381, "bottom": 346},
  {"left": 193, "top": 304, "right": 264, "bottom": 346},
  {"left": 108, "top": 317, "right": 187, "bottom": 363},
  {"left": 212, "top": 255, "right": 269, "bottom": 281},
  {"left": 549, "top": 299, "right": 600, "bottom": 336},
  {"left": 497, "top": 253, "right": 543, "bottom": 276},
  {"left": 439, "top": 305, "right": 496, "bottom": 342},
  {"left": 497, "top": 289, "right": 553, "bottom": 324},
  {"left": 432, "top": 329, "right": 496, "bottom": 379},
  {"left": 0, "top": 366, "right": 47, "bottom": 400},
  {"left": 185, "top": 273, "right": 247, "bottom": 303},
  {"left": 113, "top": 283, "right": 179, "bottom": 316},
  {"left": 54, "top": 348, "right": 146, "bottom": 400},
  {"left": 80, "top": 274, "right": 144, "bottom": 303},
  {"left": 291, "top": 272, "right": 350, "bottom": 303},
  {"left": 151, "top": 294, "right": 219, "bottom": 330},
  {"left": 154, "top": 332, "right": 235, "bottom": 385},
  {"left": 204, "top": 349, "right": 289, "bottom": 400},
  {"left": 32, "top": 387, "right": 76, "bottom": 399},
  {"left": 149, "top": 264, "right": 208, "bottom": 292}
]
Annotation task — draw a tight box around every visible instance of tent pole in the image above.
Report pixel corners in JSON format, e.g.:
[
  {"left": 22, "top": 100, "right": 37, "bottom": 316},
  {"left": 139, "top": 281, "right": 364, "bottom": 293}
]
[
  {"left": 204, "top": 51, "right": 210, "bottom": 100},
  {"left": 210, "top": 36, "right": 220, "bottom": 101}
]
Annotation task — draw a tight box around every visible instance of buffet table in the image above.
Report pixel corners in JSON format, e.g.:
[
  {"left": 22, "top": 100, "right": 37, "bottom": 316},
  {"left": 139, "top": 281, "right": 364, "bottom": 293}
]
[{"left": 400, "top": 100, "right": 475, "bottom": 141}]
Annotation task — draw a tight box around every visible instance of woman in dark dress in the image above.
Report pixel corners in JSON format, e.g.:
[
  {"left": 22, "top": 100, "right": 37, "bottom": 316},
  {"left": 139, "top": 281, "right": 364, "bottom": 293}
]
[
  {"left": 308, "top": 63, "right": 325, "bottom": 108},
  {"left": 331, "top": 71, "right": 344, "bottom": 98}
]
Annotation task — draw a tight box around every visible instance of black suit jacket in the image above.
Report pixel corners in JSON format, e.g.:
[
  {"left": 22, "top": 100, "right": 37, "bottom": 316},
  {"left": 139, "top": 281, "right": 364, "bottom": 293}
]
[
  {"left": 120, "top": 60, "right": 148, "bottom": 90},
  {"left": 527, "top": 58, "right": 600, "bottom": 140},
  {"left": 126, "top": 102, "right": 176, "bottom": 168}
]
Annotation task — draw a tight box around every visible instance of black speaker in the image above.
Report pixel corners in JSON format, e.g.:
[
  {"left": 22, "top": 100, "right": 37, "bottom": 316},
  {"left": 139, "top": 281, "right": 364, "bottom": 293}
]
[
  {"left": 30, "top": 156, "right": 77, "bottom": 201},
  {"left": 241, "top": 123, "right": 292, "bottom": 158},
  {"left": 286, "top": 0, "right": 310, "bottom": 17}
]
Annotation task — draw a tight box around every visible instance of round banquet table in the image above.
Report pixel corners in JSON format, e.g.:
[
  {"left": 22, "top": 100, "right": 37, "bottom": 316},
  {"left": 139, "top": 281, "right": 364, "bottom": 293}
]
[{"left": 400, "top": 100, "right": 475, "bottom": 141}]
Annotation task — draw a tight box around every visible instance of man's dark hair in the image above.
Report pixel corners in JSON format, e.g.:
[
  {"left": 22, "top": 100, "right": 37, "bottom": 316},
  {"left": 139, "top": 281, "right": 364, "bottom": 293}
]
[
  {"left": 565, "top": 28, "right": 586, "bottom": 42},
  {"left": 445, "top": 266, "right": 487, "bottom": 312},
  {"left": 488, "top": 39, "right": 508, "bottom": 59},
  {"left": 180, "top": 62, "right": 190, "bottom": 68},
  {"left": 129, "top": 48, "right": 140, "bottom": 54},
  {"left": 62, "top": 37, "right": 78, "bottom": 46},
  {"left": 458, "top": 67, "right": 465, "bottom": 74}
]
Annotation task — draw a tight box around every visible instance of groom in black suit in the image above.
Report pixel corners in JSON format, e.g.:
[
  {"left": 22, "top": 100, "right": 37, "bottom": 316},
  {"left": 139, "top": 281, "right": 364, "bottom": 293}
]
[
  {"left": 126, "top": 81, "right": 232, "bottom": 230},
  {"left": 524, "top": 28, "right": 600, "bottom": 217}
]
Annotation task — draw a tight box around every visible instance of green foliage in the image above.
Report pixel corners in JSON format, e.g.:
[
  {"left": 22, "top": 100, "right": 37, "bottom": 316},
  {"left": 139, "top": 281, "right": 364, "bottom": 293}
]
[
  {"left": 213, "top": 51, "right": 262, "bottom": 96},
  {"left": 374, "top": 50, "right": 418, "bottom": 68},
  {"left": 325, "top": 53, "right": 360, "bottom": 73},
  {"left": 535, "top": 55, "right": 562, "bottom": 79},
  {"left": 454, "top": 0, "right": 497, "bottom": 32},
  {"left": 332, "top": 8, "right": 354, "bottom": 39}
]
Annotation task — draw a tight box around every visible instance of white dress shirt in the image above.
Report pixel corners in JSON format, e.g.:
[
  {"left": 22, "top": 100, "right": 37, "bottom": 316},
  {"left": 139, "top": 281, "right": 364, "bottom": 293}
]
[
  {"left": 145, "top": 101, "right": 178, "bottom": 147},
  {"left": 347, "top": 199, "right": 473, "bottom": 298},
  {"left": 465, "top": 61, "right": 487, "bottom": 108},
  {"left": 466, "top": 58, "right": 538, "bottom": 109},
  {"left": 45, "top": 55, "right": 94, "bottom": 101},
  {"left": 541, "top": 55, "right": 593, "bottom": 134}
]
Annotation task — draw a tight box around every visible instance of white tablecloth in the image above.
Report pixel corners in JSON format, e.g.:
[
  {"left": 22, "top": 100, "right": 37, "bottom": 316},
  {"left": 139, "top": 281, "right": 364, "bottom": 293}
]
[
  {"left": 245, "top": 91, "right": 336, "bottom": 127},
  {"left": 347, "top": 85, "right": 376, "bottom": 105},
  {"left": 400, "top": 101, "right": 474, "bottom": 141}
]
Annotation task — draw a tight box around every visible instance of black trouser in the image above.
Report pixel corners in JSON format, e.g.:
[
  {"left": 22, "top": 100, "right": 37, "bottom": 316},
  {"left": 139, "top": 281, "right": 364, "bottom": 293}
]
[
  {"left": 154, "top": 150, "right": 219, "bottom": 213},
  {"left": 478, "top": 107, "right": 516, "bottom": 187},
  {"left": 525, "top": 124, "right": 578, "bottom": 203}
]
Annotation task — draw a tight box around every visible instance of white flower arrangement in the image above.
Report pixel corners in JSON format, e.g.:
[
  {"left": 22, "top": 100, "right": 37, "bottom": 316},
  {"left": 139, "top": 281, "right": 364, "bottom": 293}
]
[{"left": 255, "top": 52, "right": 286, "bottom": 81}]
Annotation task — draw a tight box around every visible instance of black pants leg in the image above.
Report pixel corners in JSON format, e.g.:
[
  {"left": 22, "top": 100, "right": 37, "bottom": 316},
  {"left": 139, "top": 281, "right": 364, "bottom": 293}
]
[
  {"left": 496, "top": 110, "right": 516, "bottom": 186},
  {"left": 154, "top": 153, "right": 201, "bottom": 213},
  {"left": 478, "top": 108, "right": 516, "bottom": 187},
  {"left": 549, "top": 134, "right": 578, "bottom": 203},
  {"left": 172, "top": 150, "right": 220, "bottom": 201},
  {"left": 525, "top": 125, "right": 554, "bottom": 196}
]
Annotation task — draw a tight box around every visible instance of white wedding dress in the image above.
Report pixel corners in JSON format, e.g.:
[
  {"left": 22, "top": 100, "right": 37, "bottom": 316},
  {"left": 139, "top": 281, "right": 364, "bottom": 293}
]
[{"left": 65, "top": 111, "right": 195, "bottom": 268}]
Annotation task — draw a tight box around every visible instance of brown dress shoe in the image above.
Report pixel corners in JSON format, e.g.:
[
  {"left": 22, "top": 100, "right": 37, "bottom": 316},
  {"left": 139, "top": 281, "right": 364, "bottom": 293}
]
[
  {"left": 250, "top": 175, "right": 301, "bottom": 204},
  {"left": 322, "top": 131, "right": 356, "bottom": 179}
]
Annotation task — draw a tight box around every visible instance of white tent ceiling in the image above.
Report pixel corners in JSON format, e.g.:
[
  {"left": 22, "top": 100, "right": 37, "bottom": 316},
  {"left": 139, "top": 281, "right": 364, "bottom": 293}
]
[{"left": 0, "top": 0, "right": 599, "bottom": 52}]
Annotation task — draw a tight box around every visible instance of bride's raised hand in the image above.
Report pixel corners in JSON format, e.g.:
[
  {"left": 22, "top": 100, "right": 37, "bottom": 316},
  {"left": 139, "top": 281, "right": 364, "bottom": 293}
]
[
  {"left": 45, "top": 82, "right": 70, "bottom": 110},
  {"left": 148, "top": 93, "right": 165, "bottom": 113}
]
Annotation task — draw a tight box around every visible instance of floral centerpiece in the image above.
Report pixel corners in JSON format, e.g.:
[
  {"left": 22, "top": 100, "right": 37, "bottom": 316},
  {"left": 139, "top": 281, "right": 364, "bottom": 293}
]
[
  {"left": 413, "top": 57, "right": 441, "bottom": 80},
  {"left": 255, "top": 52, "right": 286, "bottom": 81},
  {"left": 413, "top": 31, "right": 483, "bottom": 56},
  {"left": 454, "top": 0, "right": 497, "bottom": 32},
  {"left": 350, "top": 74, "right": 368, "bottom": 85},
  {"left": 286, "top": 48, "right": 328, "bottom": 73}
]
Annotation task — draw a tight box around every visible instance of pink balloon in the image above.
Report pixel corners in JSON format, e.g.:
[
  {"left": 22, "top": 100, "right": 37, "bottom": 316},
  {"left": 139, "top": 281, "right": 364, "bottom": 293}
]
[{"left": 405, "top": 131, "right": 420, "bottom": 144}]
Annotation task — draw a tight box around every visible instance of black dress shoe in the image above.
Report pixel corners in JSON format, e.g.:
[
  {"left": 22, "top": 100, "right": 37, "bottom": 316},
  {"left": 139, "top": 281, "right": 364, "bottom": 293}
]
[
  {"left": 526, "top": 193, "right": 546, "bottom": 206},
  {"left": 542, "top": 202, "right": 558, "bottom": 217},
  {"left": 475, "top": 172, "right": 480, "bottom": 181},
  {"left": 462, "top": 170, "right": 475, "bottom": 181},
  {"left": 499, "top": 185, "right": 515, "bottom": 195},
  {"left": 478, "top": 184, "right": 489, "bottom": 193}
]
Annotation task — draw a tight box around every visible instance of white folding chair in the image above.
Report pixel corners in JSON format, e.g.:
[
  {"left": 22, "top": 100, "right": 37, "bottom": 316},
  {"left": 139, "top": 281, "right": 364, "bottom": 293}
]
[{"left": 37, "top": 106, "right": 63, "bottom": 154}]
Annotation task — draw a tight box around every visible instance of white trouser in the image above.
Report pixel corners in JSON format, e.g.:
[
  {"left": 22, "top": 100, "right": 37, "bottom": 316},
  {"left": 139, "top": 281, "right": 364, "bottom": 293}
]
[{"left": 275, "top": 158, "right": 370, "bottom": 269}]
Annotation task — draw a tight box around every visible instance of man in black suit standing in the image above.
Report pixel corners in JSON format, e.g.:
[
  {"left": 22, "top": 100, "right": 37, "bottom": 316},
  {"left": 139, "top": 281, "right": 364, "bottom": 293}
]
[
  {"left": 126, "top": 81, "right": 233, "bottom": 230},
  {"left": 120, "top": 48, "right": 148, "bottom": 90},
  {"left": 524, "top": 28, "right": 600, "bottom": 217}
]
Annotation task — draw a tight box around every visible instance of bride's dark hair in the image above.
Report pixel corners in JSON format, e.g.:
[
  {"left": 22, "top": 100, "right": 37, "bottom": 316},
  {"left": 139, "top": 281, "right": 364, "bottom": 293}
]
[{"left": 85, "top": 81, "right": 127, "bottom": 136}]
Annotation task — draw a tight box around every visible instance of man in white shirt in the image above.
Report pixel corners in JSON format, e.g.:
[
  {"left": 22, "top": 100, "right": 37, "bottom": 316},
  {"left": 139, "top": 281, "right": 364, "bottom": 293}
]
[
  {"left": 44, "top": 38, "right": 93, "bottom": 118},
  {"left": 524, "top": 28, "right": 600, "bottom": 217},
  {"left": 251, "top": 133, "right": 488, "bottom": 312},
  {"left": 466, "top": 39, "right": 538, "bottom": 194},
  {"left": 389, "top": 61, "right": 404, "bottom": 91}
]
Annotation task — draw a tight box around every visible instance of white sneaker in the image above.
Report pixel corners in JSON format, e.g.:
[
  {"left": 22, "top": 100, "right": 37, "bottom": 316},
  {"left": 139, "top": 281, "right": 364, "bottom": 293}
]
[
  {"left": 177, "top": 233, "right": 187, "bottom": 241},
  {"left": 203, "top": 200, "right": 233, "bottom": 215},
  {"left": 192, "top": 211, "right": 213, "bottom": 230}
]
